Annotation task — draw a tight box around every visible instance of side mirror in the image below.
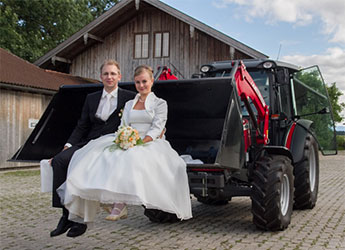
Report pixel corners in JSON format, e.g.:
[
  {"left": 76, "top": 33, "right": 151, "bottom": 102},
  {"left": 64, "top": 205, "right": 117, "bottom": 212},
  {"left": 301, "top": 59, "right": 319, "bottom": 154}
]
[{"left": 318, "top": 107, "right": 330, "bottom": 114}]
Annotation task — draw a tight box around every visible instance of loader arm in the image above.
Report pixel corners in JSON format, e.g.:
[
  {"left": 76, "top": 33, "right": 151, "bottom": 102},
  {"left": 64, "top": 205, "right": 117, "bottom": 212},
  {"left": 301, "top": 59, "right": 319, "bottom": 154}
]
[{"left": 234, "top": 61, "right": 270, "bottom": 145}]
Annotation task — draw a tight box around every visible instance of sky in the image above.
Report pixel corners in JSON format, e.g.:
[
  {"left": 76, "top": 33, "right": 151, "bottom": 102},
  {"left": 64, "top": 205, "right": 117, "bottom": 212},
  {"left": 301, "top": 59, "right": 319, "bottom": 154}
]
[{"left": 160, "top": 0, "right": 345, "bottom": 129}]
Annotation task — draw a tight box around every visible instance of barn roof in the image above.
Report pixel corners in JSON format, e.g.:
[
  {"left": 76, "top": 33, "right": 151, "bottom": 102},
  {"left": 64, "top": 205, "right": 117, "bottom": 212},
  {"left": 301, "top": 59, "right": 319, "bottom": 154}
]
[
  {"left": 34, "top": 0, "right": 267, "bottom": 69},
  {"left": 0, "top": 48, "right": 100, "bottom": 92}
]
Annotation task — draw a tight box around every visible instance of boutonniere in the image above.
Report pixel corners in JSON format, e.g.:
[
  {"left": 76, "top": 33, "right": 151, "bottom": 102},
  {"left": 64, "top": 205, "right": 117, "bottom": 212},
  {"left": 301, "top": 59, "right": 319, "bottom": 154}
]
[{"left": 118, "top": 108, "right": 124, "bottom": 117}]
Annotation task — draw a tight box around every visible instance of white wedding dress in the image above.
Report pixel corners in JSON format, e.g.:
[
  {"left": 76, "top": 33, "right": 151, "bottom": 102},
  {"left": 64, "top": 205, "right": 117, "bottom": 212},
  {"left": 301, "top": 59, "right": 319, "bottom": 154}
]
[{"left": 58, "top": 109, "right": 192, "bottom": 222}]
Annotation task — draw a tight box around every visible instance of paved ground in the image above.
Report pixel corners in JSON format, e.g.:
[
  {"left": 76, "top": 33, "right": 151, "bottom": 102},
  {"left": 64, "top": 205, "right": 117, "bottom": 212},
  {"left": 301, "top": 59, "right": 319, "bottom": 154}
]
[{"left": 0, "top": 152, "right": 344, "bottom": 250}]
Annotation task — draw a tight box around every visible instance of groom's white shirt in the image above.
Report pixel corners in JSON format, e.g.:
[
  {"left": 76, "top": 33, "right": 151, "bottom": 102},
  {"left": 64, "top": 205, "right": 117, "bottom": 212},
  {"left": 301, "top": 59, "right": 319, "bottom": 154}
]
[
  {"left": 95, "top": 88, "right": 118, "bottom": 120},
  {"left": 121, "top": 92, "right": 167, "bottom": 140}
]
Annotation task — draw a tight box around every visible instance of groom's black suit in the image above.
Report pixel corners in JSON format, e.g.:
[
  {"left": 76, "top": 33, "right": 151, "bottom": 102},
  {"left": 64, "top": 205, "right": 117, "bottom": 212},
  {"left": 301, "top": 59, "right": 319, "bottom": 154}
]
[{"left": 52, "top": 88, "right": 135, "bottom": 208}]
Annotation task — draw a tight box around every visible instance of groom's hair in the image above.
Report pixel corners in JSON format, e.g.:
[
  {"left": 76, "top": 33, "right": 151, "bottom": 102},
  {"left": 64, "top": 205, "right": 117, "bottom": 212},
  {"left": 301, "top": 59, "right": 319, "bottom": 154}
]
[
  {"left": 134, "top": 65, "right": 153, "bottom": 79},
  {"left": 100, "top": 59, "right": 121, "bottom": 74}
]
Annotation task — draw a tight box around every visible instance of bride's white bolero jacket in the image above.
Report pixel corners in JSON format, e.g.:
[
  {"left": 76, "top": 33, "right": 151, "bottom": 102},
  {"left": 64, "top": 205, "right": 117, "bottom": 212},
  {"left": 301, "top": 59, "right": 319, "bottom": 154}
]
[{"left": 121, "top": 92, "right": 168, "bottom": 140}]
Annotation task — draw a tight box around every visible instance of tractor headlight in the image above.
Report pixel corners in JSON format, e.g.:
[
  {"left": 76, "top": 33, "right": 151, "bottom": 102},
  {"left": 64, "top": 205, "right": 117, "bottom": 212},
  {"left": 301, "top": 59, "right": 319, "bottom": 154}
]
[
  {"left": 263, "top": 61, "right": 274, "bottom": 69},
  {"left": 200, "top": 65, "right": 211, "bottom": 73}
]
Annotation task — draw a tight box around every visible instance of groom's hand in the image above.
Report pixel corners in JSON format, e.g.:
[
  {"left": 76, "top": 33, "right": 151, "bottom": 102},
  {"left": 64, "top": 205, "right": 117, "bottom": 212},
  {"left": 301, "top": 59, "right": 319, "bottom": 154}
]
[{"left": 48, "top": 145, "right": 69, "bottom": 165}]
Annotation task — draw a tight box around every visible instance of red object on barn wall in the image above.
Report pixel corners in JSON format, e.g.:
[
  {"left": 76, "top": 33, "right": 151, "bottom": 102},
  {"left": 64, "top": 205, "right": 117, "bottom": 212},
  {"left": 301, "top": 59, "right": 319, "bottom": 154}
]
[{"left": 158, "top": 67, "right": 178, "bottom": 80}]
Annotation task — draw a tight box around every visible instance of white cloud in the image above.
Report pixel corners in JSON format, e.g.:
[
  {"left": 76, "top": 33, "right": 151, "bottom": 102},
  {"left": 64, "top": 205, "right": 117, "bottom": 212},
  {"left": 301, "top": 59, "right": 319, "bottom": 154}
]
[
  {"left": 282, "top": 47, "right": 345, "bottom": 123},
  {"left": 281, "top": 47, "right": 345, "bottom": 91},
  {"left": 213, "top": 0, "right": 345, "bottom": 44},
  {"left": 213, "top": 0, "right": 345, "bottom": 123}
]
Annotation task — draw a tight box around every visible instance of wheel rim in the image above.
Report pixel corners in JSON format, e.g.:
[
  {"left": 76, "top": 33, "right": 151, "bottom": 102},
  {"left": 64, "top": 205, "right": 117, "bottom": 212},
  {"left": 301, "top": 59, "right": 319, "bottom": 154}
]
[
  {"left": 309, "top": 145, "right": 316, "bottom": 192},
  {"left": 280, "top": 174, "right": 290, "bottom": 216}
]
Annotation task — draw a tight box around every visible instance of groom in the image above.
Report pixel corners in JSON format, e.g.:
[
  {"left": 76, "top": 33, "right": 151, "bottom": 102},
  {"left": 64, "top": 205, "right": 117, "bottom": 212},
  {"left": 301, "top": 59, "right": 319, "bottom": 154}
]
[{"left": 50, "top": 60, "right": 135, "bottom": 238}]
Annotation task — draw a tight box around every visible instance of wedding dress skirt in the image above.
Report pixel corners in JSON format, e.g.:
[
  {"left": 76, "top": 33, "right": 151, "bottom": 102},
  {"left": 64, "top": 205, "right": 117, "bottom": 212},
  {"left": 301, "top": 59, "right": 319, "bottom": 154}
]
[{"left": 58, "top": 110, "right": 192, "bottom": 222}]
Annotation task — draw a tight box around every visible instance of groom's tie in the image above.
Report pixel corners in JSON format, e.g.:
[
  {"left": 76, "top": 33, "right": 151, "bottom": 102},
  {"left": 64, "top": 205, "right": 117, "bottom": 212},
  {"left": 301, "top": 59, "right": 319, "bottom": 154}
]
[{"left": 100, "top": 94, "right": 112, "bottom": 121}]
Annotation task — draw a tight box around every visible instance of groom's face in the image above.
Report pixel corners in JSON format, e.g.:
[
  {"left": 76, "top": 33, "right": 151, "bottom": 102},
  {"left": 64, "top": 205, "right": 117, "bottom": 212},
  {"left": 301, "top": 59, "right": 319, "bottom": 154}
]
[{"left": 100, "top": 64, "right": 122, "bottom": 93}]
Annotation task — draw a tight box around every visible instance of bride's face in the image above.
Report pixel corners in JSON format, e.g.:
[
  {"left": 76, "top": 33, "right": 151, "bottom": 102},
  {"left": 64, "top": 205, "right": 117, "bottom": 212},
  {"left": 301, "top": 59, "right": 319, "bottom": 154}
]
[{"left": 134, "top": 71, "right": 153, "bottom": 96}]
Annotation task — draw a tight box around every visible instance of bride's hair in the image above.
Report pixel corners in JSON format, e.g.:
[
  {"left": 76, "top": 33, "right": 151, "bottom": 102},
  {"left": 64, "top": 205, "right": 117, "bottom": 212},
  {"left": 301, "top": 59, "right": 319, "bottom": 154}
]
[{"left": 134, "top": 65, "right": 154, "bottom": 80}]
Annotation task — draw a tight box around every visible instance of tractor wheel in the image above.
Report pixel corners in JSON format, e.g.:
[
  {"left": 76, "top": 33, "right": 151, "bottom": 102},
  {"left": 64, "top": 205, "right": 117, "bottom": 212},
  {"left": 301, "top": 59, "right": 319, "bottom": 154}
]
[
  {"left": 251, "top": 155, "right": 294, "bottom": 231},
  {"left": 195, "top": 194, "right": 230, "bottom": 205},
  {"left": 144, "top": 208, "right": 179, "bottom": 223},
  {"left": 293, "top": 134, "right": 319, "bottom": 209}
]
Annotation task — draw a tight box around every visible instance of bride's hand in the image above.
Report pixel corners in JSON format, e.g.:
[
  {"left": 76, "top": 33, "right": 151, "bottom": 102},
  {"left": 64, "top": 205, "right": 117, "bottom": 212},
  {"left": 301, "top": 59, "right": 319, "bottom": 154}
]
[
  {"left": 159, "top": 128, "right": 166, "bottom": 138},
  {"left": 142, "top": 136, "right": 153, "bottom": 143}
]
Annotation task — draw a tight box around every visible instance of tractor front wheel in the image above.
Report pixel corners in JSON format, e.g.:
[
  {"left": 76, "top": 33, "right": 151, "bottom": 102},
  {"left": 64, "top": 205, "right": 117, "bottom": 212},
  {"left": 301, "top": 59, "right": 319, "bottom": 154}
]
[
  {"left": 251, "top": 155, "right": 294, "bottom": 231},
  {"left": 293, "top": 134, "right": 319, "bottom": 209}
]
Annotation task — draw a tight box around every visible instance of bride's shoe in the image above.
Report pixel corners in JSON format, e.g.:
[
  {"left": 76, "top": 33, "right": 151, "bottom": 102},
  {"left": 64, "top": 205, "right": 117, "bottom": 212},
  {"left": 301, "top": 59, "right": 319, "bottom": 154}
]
[
  {"left": 105, "top": 206, "right": 128, "bottom": 221},
  {"left": 101, "top": 204, "right": 113, "bottom": 214}
]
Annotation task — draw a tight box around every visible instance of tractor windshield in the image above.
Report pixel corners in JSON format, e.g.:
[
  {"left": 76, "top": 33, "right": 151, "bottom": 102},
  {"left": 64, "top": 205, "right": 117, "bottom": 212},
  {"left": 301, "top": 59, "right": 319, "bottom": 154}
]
[
  {"left": 240, "top": 70, "right": 269, "bottom": 116},
  {"left": 214, "top": 70, "right": 270, "bottom": 105},
  {"left": 292, "top": 66, "right": 337, "bottom": 155}
]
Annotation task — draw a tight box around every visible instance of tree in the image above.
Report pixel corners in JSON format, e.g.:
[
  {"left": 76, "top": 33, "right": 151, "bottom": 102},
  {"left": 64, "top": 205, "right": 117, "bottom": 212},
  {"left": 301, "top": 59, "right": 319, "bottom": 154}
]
[
  {"left": 0, "top": 0, "right": 118, "bottom": 63},
  {"left": 326, "top": 82, "right": 345, "bottom": 123}
]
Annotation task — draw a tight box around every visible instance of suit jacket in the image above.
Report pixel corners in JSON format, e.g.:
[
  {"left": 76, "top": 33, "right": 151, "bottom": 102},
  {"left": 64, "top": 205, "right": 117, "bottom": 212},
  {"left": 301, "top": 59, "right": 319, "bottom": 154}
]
[{"left": 67, "top": 87, "right": 136, "bottom": 146}]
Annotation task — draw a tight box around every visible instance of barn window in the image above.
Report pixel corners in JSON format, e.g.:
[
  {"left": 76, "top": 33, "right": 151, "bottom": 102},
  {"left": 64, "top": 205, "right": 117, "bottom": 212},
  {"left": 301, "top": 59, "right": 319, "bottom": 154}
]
[
  {"left": 134, "top": 33, "right": 149, "bottom": 59},
  {"left": 154, "top": 32, "right": 169, "bottom": 58}
]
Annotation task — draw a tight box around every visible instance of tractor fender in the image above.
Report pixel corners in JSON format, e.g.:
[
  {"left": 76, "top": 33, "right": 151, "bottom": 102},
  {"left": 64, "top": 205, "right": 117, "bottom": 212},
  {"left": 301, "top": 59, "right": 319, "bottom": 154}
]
[
  {"left": 289, "top": 119, "right": 314, "bottom": 164},
  {"left": 262, "top": 146, "right": 293, "bottom": 162}
]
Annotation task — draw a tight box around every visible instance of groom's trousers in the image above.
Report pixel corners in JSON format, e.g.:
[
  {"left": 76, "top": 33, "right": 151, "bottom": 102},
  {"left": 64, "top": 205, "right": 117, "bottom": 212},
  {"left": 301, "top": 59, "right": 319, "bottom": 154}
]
[{"left": 51, "top": 145, "right": 82, "bottom": 208}]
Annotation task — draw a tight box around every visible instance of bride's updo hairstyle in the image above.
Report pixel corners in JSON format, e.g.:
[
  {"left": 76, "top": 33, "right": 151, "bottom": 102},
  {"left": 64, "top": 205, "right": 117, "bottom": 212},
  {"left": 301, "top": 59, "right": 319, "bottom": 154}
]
[{"left": 134, "top": 65, "right": 154, "bottom": 80}]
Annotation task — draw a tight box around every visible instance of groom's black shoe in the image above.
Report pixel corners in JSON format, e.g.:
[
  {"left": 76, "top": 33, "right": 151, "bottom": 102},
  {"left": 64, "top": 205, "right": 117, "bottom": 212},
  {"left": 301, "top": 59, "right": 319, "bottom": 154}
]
[
  {"left": 50, "top": 216, "right": 73, "bottom": 237},
  {"left": 66, "top": 222, "right": 87, "bottom": 238}
]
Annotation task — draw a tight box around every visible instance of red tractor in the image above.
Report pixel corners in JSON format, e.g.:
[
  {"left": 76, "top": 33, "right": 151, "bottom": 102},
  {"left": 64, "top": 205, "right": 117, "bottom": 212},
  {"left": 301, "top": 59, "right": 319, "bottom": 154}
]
[
  {"left": 144, "top": 59, "right": 337, "bottom": 230},
  {"left": 12, "top": 59, "right": 337, "bottom": 231}
]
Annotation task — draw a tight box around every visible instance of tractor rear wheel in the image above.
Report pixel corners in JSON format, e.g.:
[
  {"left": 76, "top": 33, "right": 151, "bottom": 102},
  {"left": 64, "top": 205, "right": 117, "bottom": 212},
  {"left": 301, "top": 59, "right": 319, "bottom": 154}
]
[
  {"left": 144, "top": 208, "right": 179, "bottom": 223},
  {"left": 251, "top": 155, "right": 294, "bottom": 231},
  {"left": 293, "top": 134, "right": 319, "bottom": 209}
]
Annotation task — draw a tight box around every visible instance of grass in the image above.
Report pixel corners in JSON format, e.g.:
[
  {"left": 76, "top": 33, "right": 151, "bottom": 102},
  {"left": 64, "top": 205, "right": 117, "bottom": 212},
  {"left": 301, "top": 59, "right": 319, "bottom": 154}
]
[{"left": 1, "top": 169, "right": 40, "bottom": 177}]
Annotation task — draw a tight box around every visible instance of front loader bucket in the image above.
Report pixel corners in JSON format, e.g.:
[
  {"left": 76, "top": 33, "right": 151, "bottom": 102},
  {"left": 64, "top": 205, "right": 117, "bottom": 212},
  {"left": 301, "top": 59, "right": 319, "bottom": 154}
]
[
  {"left": 10, "top": 84, "right": 103, "bottom": 162},
  {"left": 11, "top": 77, "right": 244, "bottom": 170},
  {"left": 152, "top": 77, "right": 245, "bottom": 169}
]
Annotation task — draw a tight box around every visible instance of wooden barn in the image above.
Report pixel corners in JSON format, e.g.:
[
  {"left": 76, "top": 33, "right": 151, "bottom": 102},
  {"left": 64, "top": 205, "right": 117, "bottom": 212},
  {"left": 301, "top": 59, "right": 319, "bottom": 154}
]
[
  {"left": 35, "top": 0, "right": 267, "bottom": 80},
  {"left": 0, "top": 48, "right": 99, "bottom": 169}
]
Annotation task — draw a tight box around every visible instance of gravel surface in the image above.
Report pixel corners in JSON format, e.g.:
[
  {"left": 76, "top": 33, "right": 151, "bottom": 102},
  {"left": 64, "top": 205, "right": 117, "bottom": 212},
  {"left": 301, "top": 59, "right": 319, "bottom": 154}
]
[{"left": 0, "top": 152, "right": 344, "bottom": 250}]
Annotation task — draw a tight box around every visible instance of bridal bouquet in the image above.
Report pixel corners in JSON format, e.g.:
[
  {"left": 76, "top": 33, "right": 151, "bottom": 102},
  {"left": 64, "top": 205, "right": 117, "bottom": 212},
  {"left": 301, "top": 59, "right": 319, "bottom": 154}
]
[
  {"left": 106, "top": 125, "right": 144, "bottom": 151},
  {"left": 115, "top": 125, "right": 144, "bottom": 149}
]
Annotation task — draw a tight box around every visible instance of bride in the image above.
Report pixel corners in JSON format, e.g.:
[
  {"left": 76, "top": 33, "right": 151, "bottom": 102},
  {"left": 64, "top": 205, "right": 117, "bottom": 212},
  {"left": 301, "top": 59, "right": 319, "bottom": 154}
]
[{"left": 58, "top": 65, "right": 192, "bottom": 228}]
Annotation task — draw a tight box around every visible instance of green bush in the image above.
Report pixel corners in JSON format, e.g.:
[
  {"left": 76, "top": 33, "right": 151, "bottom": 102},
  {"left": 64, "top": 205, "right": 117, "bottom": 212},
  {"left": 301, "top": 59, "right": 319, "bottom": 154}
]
[{"left": 336, "top": 135, "right": 345, "bottom": 150}]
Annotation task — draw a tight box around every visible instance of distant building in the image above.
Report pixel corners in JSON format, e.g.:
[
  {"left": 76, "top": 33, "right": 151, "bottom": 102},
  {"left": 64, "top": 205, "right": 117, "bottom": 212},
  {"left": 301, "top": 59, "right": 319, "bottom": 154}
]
[
  {"left": 0, "top": 48, "right": 99, "bottom": 169},
  {"left": 35, "top": 0, "right": 267, "bottom": 81}
]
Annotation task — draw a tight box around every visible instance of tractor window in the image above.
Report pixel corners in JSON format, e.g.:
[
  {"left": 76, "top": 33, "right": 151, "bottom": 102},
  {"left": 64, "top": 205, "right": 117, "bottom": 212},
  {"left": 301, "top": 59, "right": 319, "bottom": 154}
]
[
  {"left": 240, "top": 70, "right": 269, "bottom": 116},
  {"left": 214, "top": 70, "right": 269, "bottom": 105},
  {"left": 214, "top": 71, "right": 231, "bottom": 77},
  {"left": 248, "top": 70, "right": 270, "bottom": 105},
  {"left": 293, "top": 66, "right": 337, "bottom": 155},
  {"left": 210, "top": 69, "right": 269, "bottom": 116},
  {"left": 279, "top": 83, "right": 292, "bottom": 117}
]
